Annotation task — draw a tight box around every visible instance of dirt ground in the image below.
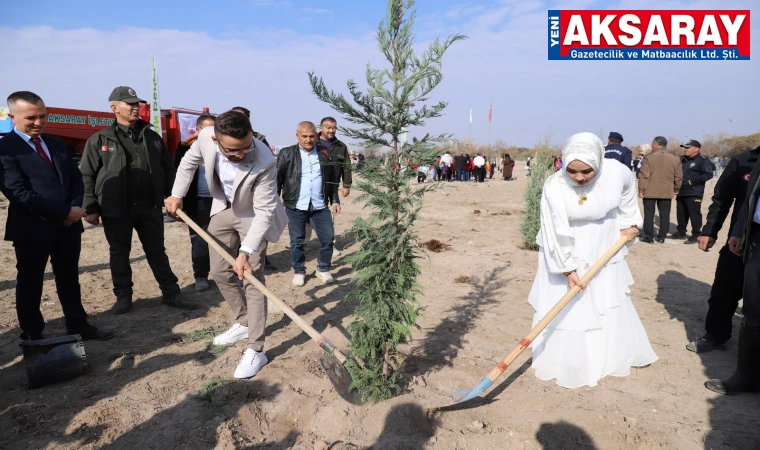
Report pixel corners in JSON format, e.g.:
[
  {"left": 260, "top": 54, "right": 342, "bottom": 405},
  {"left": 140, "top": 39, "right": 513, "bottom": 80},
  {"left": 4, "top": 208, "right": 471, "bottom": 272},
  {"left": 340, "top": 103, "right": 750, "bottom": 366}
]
[{"left": 1, "top": 163, "right": 758, "bottom": 450}]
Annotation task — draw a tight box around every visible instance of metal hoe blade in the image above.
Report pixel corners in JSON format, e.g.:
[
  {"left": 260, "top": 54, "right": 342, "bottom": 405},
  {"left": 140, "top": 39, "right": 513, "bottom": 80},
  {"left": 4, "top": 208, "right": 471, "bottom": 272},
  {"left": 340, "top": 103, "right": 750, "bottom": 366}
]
[
  {"left": 449, "top": 377, "right": 494, "bottom": 405},
  {"left": 318, "top": 354, "right": 362, "bottom": 405}
]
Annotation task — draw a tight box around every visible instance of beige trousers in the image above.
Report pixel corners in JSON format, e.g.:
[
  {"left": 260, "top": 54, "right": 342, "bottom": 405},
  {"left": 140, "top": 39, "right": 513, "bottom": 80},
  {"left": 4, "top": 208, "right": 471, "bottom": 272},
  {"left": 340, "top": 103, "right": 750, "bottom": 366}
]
[{"left": 207, "top": 208, "right": 267, "bottom": 351}]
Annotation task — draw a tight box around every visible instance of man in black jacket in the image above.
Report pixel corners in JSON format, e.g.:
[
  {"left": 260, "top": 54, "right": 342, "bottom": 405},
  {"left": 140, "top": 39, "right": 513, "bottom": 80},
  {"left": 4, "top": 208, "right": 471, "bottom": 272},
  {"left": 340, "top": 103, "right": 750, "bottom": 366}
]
[
  {"left": 0, "top": 91, "right": 113, "bottom": 341},
  {"left": 316, "top": 116, "right": 352, "bottom": 255},
  {"left": 670, "top": 140, "right": 714, "bottom": 244},
  {"left": 704, "top": 152, "right": 760, "bottom": 395},
  {"left": 277, "top": 121, "right": 341, "bottom": 287},
  {"left": 80, "top": 86, "right": 195, "bottom": 314},
  {"left": 603, "top": 131, "right": 633, "bottom": 169},
  {"left": 174, "top": 114, "right": 216, "bottom": 292},
  {"left": 691, "top": 147, "right": 760, "bottom": 352}
]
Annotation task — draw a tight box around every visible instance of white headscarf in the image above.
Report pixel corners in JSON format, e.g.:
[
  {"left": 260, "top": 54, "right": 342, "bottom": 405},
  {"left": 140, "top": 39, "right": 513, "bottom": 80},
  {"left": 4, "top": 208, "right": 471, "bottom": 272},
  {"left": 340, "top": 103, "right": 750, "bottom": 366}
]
[{"left": 561, "top": 132, "right": 605, "bottom": 187}]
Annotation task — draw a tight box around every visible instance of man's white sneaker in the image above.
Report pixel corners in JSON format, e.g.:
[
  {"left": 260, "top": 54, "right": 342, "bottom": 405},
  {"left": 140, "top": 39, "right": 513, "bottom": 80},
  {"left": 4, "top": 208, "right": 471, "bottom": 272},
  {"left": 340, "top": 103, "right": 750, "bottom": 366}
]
[
  {"left": 233, "top": 349, "right": 268, "bottom": 379},
  {"left": 213, "top": 323, "right": 248, "bottom": 346},
  {"left": 333, "top": 247, "right": 342, "bottom": 257},
  {"left": 292, "top": 274, "right": 305, "bottom": 287},
  {"left": 315, "top": 270, "right": 334, "bottom": 284}
]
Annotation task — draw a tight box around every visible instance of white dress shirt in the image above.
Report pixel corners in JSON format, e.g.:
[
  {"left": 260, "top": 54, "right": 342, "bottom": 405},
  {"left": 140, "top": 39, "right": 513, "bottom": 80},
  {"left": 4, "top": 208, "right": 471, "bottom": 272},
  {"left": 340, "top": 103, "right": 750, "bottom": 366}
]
[
  {"left": 215, "top": 149, "right": 239, "bottom": 202},
  {"left": 213, "top": 149, "right": 256, "bottom": 254},
  {"left": 473, "top": 156, "right": 485, "bottom": 167},
  {"left": 14, "top": 128, "right": 52, "bottom": 160}
]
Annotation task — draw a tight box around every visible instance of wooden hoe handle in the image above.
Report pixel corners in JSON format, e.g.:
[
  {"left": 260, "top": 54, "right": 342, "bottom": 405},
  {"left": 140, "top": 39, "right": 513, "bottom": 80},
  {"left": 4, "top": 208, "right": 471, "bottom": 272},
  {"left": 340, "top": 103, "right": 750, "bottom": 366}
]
[
  {"left": 174, "top": 208, "right": 349, "bottom": 364},
  {"left": 486, "top": 235, "right": 630, "bottom": 381}
]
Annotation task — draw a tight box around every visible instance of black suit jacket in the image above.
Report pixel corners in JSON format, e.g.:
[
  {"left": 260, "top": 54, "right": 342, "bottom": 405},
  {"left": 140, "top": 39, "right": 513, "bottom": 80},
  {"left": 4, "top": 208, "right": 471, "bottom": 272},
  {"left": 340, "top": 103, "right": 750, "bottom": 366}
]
[{"left": 0, "top": 131, "right": 84, "bottom": 242}]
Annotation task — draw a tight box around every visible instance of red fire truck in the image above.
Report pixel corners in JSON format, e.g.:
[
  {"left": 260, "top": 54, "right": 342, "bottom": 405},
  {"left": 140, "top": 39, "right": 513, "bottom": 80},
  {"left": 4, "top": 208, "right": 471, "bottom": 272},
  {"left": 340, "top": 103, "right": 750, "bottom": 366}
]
[{"left": 1, "top": 104, "right": 212, "bottom": 160}]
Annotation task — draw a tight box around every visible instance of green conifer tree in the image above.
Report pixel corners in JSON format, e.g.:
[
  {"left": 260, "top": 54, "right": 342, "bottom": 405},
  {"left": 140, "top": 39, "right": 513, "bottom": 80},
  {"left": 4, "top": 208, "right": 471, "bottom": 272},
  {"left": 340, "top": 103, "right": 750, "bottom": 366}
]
[
  {"left": 308, "top": 0, "right": 465, "bottom": 402},
  {"left": 520, "top": 133, "right": 557, "bottom": 250}
]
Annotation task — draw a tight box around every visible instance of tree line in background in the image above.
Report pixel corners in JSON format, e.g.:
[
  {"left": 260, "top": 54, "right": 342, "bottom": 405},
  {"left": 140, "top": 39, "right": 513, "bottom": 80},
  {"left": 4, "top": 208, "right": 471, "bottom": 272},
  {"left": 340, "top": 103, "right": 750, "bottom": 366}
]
[
  {"left": 628, "top": 131, "right": 760, "bottom": 159},
  {"left": 354, "top": 130, "right": 760, "bottom": 162}
]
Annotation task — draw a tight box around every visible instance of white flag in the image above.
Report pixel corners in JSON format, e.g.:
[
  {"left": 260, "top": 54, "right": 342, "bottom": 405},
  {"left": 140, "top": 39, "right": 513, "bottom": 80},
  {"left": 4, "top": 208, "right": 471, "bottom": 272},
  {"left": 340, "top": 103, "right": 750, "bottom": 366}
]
[
  {"left": 469, "top": 106, "right": 472, "bottom": 124},
  {"left": 150, "top": 55, "right": 163, "bottom": 136}
]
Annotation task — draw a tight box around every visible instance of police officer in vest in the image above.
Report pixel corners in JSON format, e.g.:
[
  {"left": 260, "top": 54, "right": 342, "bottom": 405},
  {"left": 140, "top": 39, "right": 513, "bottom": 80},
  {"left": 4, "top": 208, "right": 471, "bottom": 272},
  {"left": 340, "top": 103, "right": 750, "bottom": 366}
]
[
  {"left": 691, "top": 146, "right": 760, "bottom": 352},
  {"left": 80, "top": 86, "right": 195, "bottom": 314},
  {"left": 704, "top": 149, "right": 760, "bottom": 395},
  {"left": 670, "top": 140, "right": 714, "bottom": 244},
  {"left": 603, "top": 132, "right": 633, "bottom": 169}
]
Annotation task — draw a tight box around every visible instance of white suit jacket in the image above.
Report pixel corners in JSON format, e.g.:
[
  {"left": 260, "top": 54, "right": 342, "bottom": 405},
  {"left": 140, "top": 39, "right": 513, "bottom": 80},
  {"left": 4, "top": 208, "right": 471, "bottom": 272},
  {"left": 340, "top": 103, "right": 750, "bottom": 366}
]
[{"left": 171, "top": 126, "right": 287, "bottom": 252}]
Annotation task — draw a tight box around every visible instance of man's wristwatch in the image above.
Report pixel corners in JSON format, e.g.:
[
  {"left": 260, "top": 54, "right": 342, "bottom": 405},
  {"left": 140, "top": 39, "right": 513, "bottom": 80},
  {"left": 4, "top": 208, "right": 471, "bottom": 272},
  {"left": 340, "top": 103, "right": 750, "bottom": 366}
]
[{"left": 239, "top": 249, "right": 252, "bottom": 257}]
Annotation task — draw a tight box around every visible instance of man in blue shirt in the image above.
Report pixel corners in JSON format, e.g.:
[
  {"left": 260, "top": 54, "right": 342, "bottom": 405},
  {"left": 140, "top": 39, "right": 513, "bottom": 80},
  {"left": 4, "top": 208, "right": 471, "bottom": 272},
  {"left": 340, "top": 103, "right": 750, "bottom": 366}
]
[
  {"left": 276, "top": 122, "right": 341, "bottom": 287},
  {"left": 604, "top": 132, "right": 633, "bottom": 170}
]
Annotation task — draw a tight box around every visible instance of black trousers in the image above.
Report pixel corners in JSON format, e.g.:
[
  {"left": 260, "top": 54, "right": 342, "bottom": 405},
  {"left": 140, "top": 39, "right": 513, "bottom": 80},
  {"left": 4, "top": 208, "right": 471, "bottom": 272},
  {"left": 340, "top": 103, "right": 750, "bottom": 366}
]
[
  {"left": 676, "top": 196, "right": 703, "bottom": 236},
  {"left": 476, "top": 167, "right": 486, "bottom": 182},
  {"left": 14, "top": 229, "right": 88, "bottom": 337},
  {"left": 188, "top": 197, "right": 213, "bottom": 279},
  {"left": 642, "top": 198, "right": 671, "bottom": 239},
  {"left": 704, "top": 244, "right": 744, "bottom": 342},
  {"left": 102, "top": 206, "right": 180, "bottom": 299},
  {"left": 743, "top": 226, "right": 760, "bottom": 327}
]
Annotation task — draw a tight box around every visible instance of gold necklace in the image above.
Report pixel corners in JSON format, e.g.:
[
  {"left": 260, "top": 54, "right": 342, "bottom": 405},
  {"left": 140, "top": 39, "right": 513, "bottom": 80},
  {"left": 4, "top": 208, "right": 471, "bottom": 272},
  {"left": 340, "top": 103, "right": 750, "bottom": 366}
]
[{"left": 578, "top": 193, "right": 588, "bottom": 205}]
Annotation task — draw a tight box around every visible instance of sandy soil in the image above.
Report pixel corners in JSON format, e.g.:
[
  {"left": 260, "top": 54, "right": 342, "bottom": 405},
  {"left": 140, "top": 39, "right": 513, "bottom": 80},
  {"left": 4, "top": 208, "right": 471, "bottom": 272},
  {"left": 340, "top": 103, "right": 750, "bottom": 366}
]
[{"left": 0, "top": 163, "right": 757, "bottom": 450}]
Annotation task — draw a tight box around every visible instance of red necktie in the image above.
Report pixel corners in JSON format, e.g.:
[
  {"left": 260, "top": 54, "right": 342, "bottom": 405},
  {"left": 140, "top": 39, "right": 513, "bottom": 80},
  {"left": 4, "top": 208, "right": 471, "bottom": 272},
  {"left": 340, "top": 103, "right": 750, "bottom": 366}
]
[{"left": 31, "top": 137, "right": 53, "bottom": 169}]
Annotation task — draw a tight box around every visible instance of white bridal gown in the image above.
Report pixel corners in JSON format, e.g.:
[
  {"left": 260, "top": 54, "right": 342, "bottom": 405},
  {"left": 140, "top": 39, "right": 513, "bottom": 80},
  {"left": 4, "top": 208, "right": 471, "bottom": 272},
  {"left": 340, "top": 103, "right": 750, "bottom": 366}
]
[{"left": 528, "top": 159, "right": 658, "bottom": 389}]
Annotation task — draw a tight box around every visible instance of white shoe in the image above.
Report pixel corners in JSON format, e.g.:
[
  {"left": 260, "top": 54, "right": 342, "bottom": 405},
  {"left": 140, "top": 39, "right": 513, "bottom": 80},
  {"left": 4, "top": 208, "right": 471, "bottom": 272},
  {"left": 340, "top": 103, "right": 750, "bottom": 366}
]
[
  {"left": 292, "top": 274, "right": 305, "bottom": 287},
  {"left": 315, "top": 270, "right": 334, "bottom": 284},
  {"left": 333, "top": 247, "right": 342, "bottom": 257},
  {"left": 213, "top": 323, "right": 248, "bottom": 346},
  {"left": 233, "top": 349, "right": 268, "bottom": 379}
]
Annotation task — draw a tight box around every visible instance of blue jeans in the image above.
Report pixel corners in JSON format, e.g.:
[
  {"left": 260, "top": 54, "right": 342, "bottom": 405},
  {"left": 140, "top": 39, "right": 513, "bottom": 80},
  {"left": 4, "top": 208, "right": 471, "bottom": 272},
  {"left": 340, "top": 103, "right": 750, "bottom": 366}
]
[
  {"left": 286, "top": 207, "right": 334, "bottom": 274},
  {"left": 457, "top": 169, "right": 466, "bottom": 181}
]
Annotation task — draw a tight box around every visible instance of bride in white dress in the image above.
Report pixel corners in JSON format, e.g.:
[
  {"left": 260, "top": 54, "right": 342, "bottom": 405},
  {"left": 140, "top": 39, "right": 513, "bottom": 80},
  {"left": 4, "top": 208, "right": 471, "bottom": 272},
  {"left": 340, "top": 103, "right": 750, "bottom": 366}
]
[{"left": 528, "top": 132, "right": 658, "bottom": 389}]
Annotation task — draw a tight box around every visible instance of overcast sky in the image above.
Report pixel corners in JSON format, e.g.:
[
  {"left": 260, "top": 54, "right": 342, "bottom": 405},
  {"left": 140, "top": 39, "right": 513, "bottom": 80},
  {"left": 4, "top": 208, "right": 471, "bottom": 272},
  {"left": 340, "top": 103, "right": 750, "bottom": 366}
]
[{"left": 2, "top": 0, "right": 757, "bottom": 148}]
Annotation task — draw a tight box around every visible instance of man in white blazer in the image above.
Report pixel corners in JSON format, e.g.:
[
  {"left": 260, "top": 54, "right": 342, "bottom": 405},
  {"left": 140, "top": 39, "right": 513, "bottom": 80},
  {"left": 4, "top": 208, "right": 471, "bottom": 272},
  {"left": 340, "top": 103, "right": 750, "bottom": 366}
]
[{"left": 165, "top": 110, "right": 287, "bottom": 379}]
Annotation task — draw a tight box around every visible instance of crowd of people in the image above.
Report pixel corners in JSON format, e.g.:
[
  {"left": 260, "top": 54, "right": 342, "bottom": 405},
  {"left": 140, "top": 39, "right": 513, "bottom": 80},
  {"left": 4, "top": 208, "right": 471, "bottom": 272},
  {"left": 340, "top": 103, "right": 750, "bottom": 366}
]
[
  {"left": 1, "top": 88, "right": 352, "bottom": 379},
  {"left": 415, "top": 152, "right": 518, "bottom": 183},
  {"left": 2, "top": 88, "right": 758, "bottom": 395}
]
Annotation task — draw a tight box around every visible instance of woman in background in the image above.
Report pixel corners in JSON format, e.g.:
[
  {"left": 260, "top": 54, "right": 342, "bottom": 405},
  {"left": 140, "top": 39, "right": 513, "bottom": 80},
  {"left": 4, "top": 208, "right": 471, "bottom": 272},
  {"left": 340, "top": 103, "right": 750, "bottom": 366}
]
[{"left": 502, "top": 154, "right": 515, "bottom": 180}]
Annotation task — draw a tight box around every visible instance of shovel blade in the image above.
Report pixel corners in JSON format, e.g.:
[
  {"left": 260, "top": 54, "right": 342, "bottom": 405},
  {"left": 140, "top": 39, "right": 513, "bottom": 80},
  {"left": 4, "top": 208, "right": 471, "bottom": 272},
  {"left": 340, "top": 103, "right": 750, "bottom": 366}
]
[
  {"left": 318, "top": 354, "right": 362, "bottom": 405},
  {"left": 450, "top": 388, "right": 471, "bottom": 403},
  {"left": 449, "top": 377, "right": 494, "bottom": 405}
]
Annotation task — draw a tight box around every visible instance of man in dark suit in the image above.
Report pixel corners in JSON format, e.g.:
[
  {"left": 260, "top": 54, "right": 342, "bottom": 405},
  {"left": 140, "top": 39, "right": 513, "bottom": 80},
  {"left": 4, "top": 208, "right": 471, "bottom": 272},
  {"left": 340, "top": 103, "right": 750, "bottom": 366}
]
[
  {"left": 705, "top": 154, "right": 760, "bottom": 395},
  {"left": 0, "top": 91, "right": 113, "bottom": 341}
]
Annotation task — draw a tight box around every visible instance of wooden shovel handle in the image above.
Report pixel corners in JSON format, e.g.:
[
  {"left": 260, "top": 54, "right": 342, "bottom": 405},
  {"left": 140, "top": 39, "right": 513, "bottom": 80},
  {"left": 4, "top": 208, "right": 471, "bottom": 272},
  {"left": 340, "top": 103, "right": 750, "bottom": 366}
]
[
  {"left": 486, "top": 235, "right": 630, "bottom": 381},
  {"left": 174, "top": 208, "right": 348, "bottom": 364}
]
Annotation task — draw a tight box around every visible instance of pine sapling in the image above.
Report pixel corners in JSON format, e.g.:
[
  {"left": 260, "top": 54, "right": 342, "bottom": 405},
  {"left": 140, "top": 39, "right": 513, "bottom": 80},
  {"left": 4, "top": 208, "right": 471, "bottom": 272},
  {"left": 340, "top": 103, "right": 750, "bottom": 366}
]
[
  {"left": 308, "top": 0, "right": 465, "bottom": 401},
  {"left": 520, "top": 132, "right": 557, "bottom": 250}
]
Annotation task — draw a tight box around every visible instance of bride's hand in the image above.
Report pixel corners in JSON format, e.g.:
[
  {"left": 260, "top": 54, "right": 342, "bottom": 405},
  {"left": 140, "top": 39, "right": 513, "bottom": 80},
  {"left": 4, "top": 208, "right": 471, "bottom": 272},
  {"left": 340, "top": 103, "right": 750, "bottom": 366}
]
[
  {"left": 566, "top": 271, "right": 586, "bottom": 290},
  {"left": 620, "top": 226, "right": 639, "bottom": 242}
]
